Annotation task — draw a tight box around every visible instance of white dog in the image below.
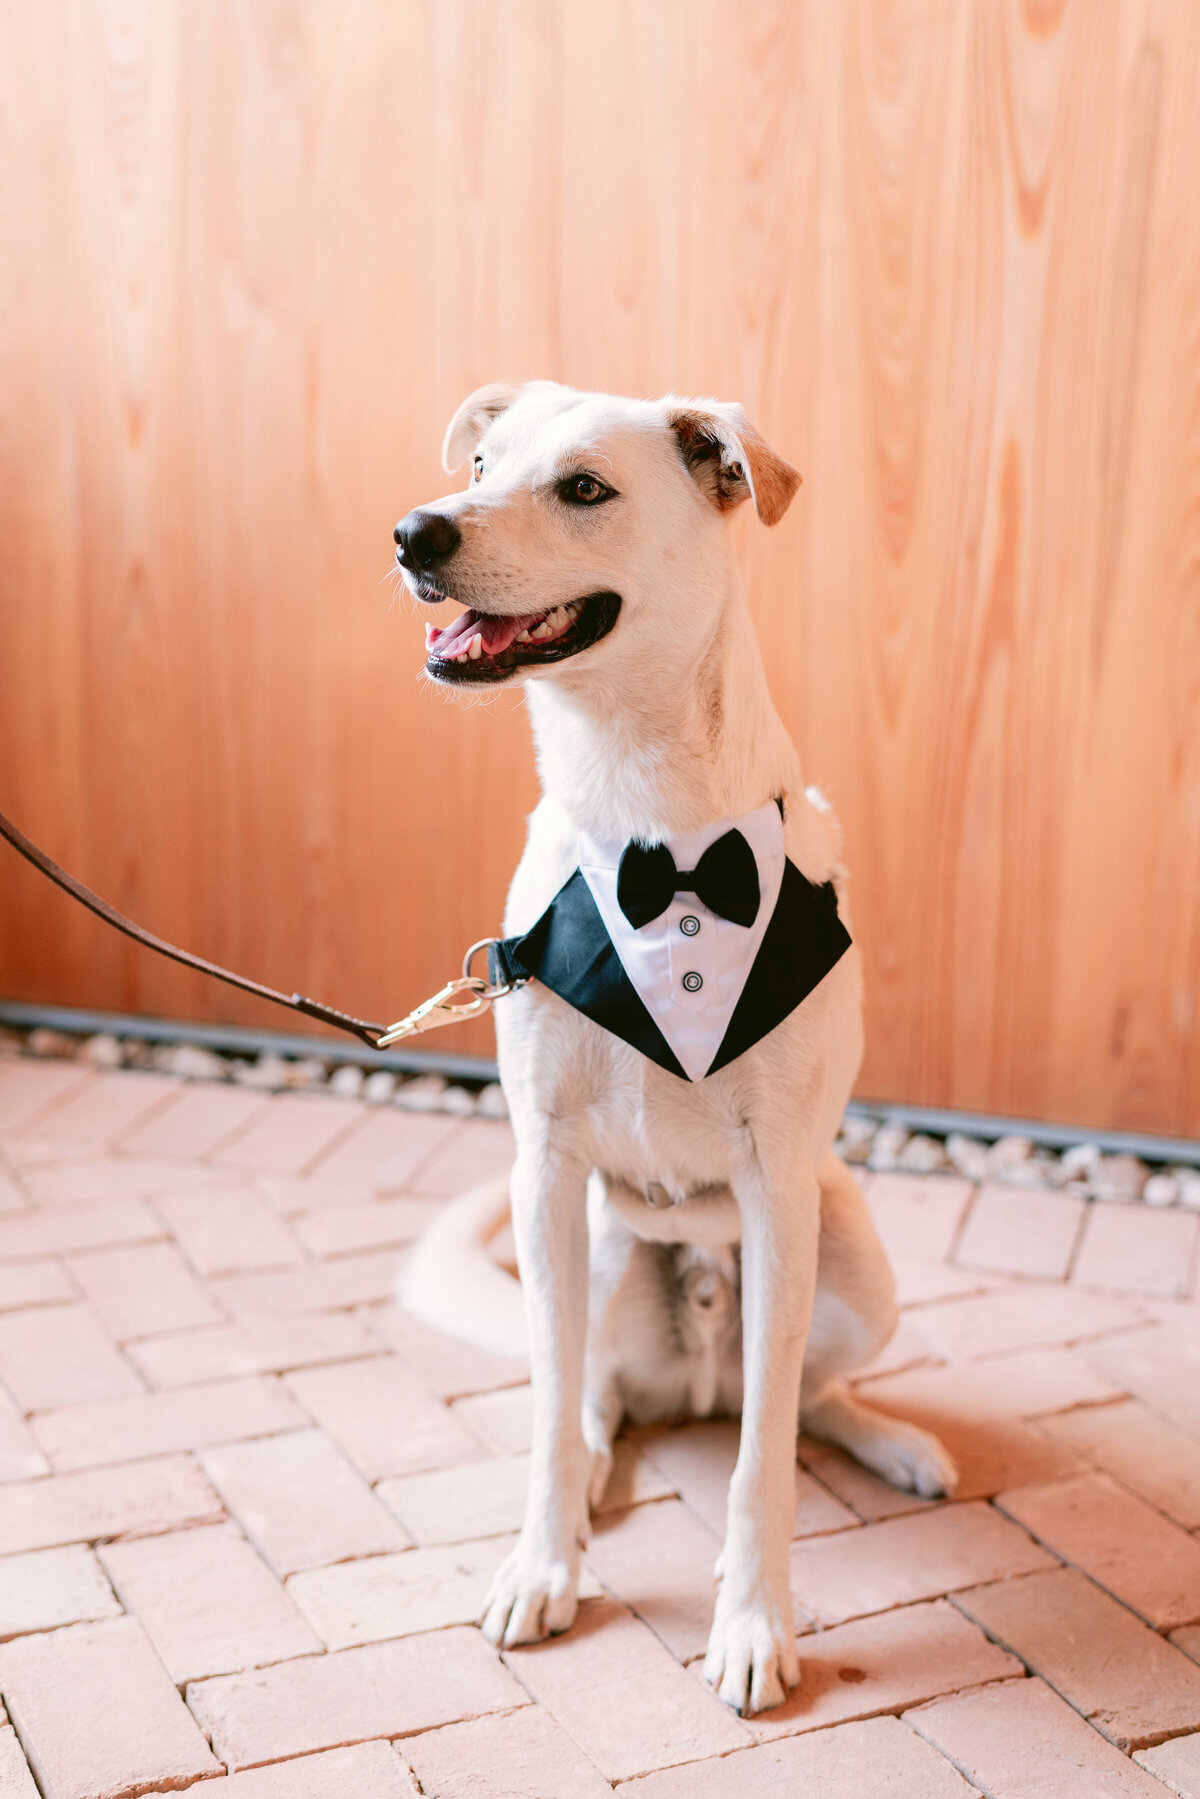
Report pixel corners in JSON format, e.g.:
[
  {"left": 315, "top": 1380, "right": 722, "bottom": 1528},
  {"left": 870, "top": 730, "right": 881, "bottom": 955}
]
[{"left": 393, "top": 382, "right": 955, "bottom": 1716}]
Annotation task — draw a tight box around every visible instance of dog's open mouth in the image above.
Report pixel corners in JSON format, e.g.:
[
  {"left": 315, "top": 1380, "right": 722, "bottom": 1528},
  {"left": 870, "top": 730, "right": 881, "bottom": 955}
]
[{"left": 423, "top": 592, "right": 621, "bottom": 684}]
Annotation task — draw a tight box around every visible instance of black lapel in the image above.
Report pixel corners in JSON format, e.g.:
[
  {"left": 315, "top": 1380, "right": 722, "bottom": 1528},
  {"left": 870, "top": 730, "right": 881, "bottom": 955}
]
[
  {"left": 502, "top": 871, "right": 688, "bottom": 1080},
  {"left": 706, "top": 863, "right": 852, "bottom": 1074}
]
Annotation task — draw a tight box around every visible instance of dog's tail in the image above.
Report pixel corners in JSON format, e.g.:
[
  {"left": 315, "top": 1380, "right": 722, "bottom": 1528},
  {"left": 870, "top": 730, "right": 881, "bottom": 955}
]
[{"left": 396, "top": 1170, "right": 528, "bottom": 1357}]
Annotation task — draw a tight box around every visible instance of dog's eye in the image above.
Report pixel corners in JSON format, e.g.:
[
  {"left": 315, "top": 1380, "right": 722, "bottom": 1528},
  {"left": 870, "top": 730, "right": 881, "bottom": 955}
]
[
  {"left": 472, "top": 457, "right": 484, "bottom": 483},
  {"left": 559, "top": 473, "right": 612, "bottom": 506}
]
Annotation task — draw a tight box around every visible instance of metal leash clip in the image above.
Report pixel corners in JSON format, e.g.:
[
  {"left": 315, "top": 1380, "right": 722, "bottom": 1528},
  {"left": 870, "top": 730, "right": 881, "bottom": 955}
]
[{"left": 376, "top": 938, "right": 519, "bottom": 1048}]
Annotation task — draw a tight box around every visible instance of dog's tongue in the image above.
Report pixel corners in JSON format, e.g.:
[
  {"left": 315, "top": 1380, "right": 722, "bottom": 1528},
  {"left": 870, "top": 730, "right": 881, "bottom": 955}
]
[{"left": 427, "top": 607, "right": 541, "bottom": 660}]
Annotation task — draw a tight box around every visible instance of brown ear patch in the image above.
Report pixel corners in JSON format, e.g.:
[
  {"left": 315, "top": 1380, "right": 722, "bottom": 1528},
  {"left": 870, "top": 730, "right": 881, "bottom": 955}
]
[
  {"left": 442, "top": 382, "right": 522, "bottom": 473},
  {"left": 668, "top": 401, "right": 800, "bottom": 526}
]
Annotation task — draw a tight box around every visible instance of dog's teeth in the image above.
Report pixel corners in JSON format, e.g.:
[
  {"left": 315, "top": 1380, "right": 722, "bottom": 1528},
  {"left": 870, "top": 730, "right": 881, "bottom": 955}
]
[
  {"left": 454, "top": 652, "right": 468, "bottom": 663},
  {"left": 516, "top": 628, "right": 532, "bottom": 644},
  {"left": 467, "top": 633, "right": 483, "bottom": 660},
  {"left": 531, "top": 622, "right": 551, "bottom": 639}
]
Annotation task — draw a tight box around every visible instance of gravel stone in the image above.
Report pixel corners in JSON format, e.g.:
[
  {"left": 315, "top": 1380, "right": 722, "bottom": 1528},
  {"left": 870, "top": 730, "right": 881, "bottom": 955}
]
[
  {"left": 81, "top": 1033, "right": 124, "bottom": 1067},
  {"left": 151, "top": 1043, "right": 230, "bottom": 1081},
  {"left": 897, "top": 1134, "right": 948, "bottom": 1174},
  {"left": 1142, "top": 1174, "right": 1180, "bottom": 1208},
  {"left": 363, "top": 1071, "right": 397, "bottom": 1105},
  {"left": 393, "top": 1075, "right": 450, "bottom": 1111},
  {"left": 945, "top": 1133, "right": 990, "bottom": 1181},
  {"left": 868, "top": 1123, "right": 910, "bottom": 1170},
  {"left": 477, "top": 1083, "right": 509, "bottom": 1120},
  {"left": 328, "top": 1065, "right": 365, "bottom": 1098},
  {"left": 1086, "top": 1154, "right": 1148, "bottom": 1201}
]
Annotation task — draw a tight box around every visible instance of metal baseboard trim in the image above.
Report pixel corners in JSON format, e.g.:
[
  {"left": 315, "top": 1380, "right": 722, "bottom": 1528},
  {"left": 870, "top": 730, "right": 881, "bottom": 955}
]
[
  {"left": 2, "top": 999, "right": 1197, "bottom": 1165},
  {"left": 0, "top": 1000, "right": 499, "bottom": 1085},
  {"left": 845, "top": 1098, "right": 1200, "bottom": 1168}
]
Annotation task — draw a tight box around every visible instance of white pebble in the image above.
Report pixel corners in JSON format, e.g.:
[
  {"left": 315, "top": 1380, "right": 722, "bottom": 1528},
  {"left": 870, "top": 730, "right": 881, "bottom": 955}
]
[
  {"left": 1141, "top": 1173, "right": 1179, "bottom": 1207},
  {"left": 440, "top": 1084, "right": 478, "bottom": 1116},
  {"left": 81, "top": 1033, "right": 124, "bottom": 1068},
  {"left": 363, "top": 1070, "right": 397, "bottom": 1105},
  {"left": 1173, "top": 1168, "right": 1200, "bottom": 1211},
  {"left": 1058, "top": 1142, "right": 1101, "bottom": 1181},
  {"left": 153, "top": 1042, "right": 228, "bottom": 1081},
  {"left": 945, "top": 1133, "right": 990, "bottom": 1182},
  {"left": 233, "top": 1052, "right": 292, "bottom": 1089},
  {"left": 328, "top": 1064, "right": 365, "bottom": 1098},
  {"left": 1087, "top": 1153, "right": 1148, "bottom": 1201},
  {"left": 477, "top": 1082, "right": 509, "bottom": 1120},
  {"left": 27, "top": 1028, "right": 77, "bottom": 1058},
  {"left": 285, "top": 1057, "right": 329, "bottom": 1088},
  {"left": 897, "top": 1134, "right": 946, "bottom": 1174},
  {"left": 394, "top": 1074, "right": 449, "bottom": 1111},
  {"left": 987, "top": 1135, "right": 1034, "bottom": 1174}
]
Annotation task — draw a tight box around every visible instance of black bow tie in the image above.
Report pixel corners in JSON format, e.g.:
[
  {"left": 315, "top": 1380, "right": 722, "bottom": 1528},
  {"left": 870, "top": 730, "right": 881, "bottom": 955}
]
[{"left": 617, "top": 828, "right": 761, "bottom": 931}]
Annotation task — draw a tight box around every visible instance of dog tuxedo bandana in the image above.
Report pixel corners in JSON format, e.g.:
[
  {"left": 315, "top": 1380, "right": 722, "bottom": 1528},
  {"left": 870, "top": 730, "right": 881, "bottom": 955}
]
[{"left": 490, "top": 799, "right": 852, "bottom": 1081}]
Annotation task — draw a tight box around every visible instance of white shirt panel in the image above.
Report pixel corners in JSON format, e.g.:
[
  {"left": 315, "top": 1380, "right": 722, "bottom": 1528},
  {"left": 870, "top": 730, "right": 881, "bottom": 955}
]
[{"left": 578, "top": 800, "right": 785, "bottom": 1081}]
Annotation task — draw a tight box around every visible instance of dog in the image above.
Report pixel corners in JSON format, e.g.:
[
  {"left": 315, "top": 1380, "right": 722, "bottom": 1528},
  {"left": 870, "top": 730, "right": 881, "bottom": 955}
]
[{"left": 392, "top": 381, "right": 956, "bottom": 1715}]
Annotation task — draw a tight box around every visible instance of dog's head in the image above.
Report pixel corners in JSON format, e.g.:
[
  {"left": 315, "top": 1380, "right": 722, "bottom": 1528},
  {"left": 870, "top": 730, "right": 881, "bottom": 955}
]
[{"left": 393, "top": 381, "right": 800, "bottom": 688}]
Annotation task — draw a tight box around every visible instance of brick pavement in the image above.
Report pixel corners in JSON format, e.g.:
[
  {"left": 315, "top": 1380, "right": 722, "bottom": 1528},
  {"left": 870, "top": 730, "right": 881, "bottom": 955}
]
[{"left": 0, "top": 1051, "right": 1199, "bottom": 1795}]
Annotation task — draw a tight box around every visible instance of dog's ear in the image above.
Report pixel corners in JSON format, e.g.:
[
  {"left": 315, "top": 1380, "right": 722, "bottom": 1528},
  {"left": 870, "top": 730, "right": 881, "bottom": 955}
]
[
  {"left": 666, "top": 401, "right": 801, "bottom": 526},
  {"left": 442, "top": 382, "right": 522, "bottom": 474}
]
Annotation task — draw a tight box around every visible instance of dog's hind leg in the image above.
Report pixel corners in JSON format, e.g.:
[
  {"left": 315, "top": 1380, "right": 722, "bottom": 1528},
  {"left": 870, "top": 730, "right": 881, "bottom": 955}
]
[{"left": 799, "top": 1153, "right": 957, "bottom": 1497}]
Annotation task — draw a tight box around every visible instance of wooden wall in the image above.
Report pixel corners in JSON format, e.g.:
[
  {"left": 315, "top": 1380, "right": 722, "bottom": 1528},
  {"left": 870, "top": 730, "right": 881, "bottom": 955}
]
[{"left": 1, "top": 1, "right": 1198, "bottom": 1135}]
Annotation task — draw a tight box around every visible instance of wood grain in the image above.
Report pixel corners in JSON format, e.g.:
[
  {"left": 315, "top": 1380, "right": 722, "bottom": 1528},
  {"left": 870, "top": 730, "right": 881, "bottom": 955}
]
[{"left": 0, "top": 1, "right": 1197, "bottom": 1134}]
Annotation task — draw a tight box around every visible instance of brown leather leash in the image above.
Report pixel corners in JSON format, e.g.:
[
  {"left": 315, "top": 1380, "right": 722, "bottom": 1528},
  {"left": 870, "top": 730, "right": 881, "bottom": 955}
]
[{"left": 0, "top": 807, "right": 515, "bottom": 1050}]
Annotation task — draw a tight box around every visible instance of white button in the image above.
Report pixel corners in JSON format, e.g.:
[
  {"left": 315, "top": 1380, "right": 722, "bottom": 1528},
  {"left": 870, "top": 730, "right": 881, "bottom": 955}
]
[
  {"left": 682, "top": 971, "right": 703, "bottom": 993},
  {"left": 680, "top": 914, "right": 701, "bottom": 937}
]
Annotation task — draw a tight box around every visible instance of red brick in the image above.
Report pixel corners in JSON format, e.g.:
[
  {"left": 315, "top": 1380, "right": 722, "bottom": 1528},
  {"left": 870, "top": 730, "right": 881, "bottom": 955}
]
[
  {"left": 0, "top": 1061, "right": 94, "bottom": 1134},
  {"left": 68, "top": 1240, "right": 222, "bottom": 1339},
  {"left": 0, "top": 1455, "right": 224, "bottom": 1553},
  {"left": 0, "top": 1303, "right": 142, "bottom": 1409},
  {"left": 292, "top": 1195, "right": 439, "bottom": 1258},
  {"left": 404, "top": 1706, "right": 612, "bottom": 1799},
  {"left": 1039, "top": 1397, "right": 1200, "bottom": 1528},
  {"left": 890, "top": 1254, "right": 989, "bottom": 1308},
  {"left": 851, "top": 1354, "right": 1096, "bottom": 1498},
  {"left": 0, "top": 1160, "right": 26, "bottom": 1212},
  {"left": 251, "top": 1172, "right": 378, "bottom": 1214},
  {"left": 0, "top": 1544, "right": 121, "bottom": 1640},
  {"left": 643, "top": 1418, "right": 857, "bottom": 1538},
  {"left": 585, "top": 1499, "right": 731, "bottom": 1659},
  {"left": 914, "top": 1283, "right": 1141, "bottom": 1359},
  {"left": 503, "top": 1598, "right": 748, "bottom": 1779},
  {"left": 864, "top": 1173, "right": 974, "bottom": 1261},
  {"left": 194, "top": 1741, "right": 419, "bottom": 1796},
  {"left": 211, "top": 1249, "right": 402, "bottom": 1315},
  {"left": 954, "top": 1566, "right": 1200, "bottom": 1750},
  {"left": 22, "top": 1155, "right": 230, "bottom": 1205},
  {"left": 128, "top": 1310, "right": 380, "bottom": 1388},
  {"left": 407, "top": 1120, "right": 516, "bottom": 1196},
  {"left": 612, "top": 1714, "right": 975, "bottom": 1797},
  {"left": 100, "top": 1522, "right": 322, "bottom": 1681},
  {"left": 287, "top": 1535, "right": 515, "bottom": 1649},
  {"left": 955, "top": 1183, "right": 1085, "bottom": 1280},
  {"left": 32, "top": 1373, "right": 308, "bottom": 1471},
  {"left": 199, "top": 1427, "right": 410, "bottom": 1576},
  {"left": 788, "top": 1499, "right": 1057, "bottom": 1625},
  {"left": 0, "top": 1199, "right": 165, "bottom": 1259},
  {"left": 908, "top": 1676, "right": 1167, "bottom": 1796},
  {"left": 119, "top": 1082, "right": 270, "bottom": 1159},
  {"left": 188, "top": 1626, "right": 527, "bottom": 1769},
  {"left": 0, "top": 1724, "right": 38, "bottom": 1797},
  {"left": 451, "top": 1384, "right": 532, "bottom": 1452},
  {"left": 853, "top": 1314, "right": 941, "bottom": 1380},
  {"left": 377, "top": 1303, "right": 528, "bottom": 1401},
  {"left": 0, "top": 1258, "right": 76, "bottom": 1311},
  {"left": 155, "top": 1185, "right": 303, "bottom": 1274},
  {"left": 997, "top": 1470, "right": 1200, "bottom": 1629},
  {"left": 378, "top": 1452, "right": 531, "bottom": 1545},
  {"left": 0, "top": 1387, "right": 49, "bottom": 1481},
  {"left": 9, "top": 1070, "right": 179, "bottom": 1152},
  {"left": 744, "top": 1599, "right": 1020, "bottom": 1742},
  {"left": 592, "top": 1438, "right": 677, "bottom": 1516},
  {"left": 284, "top": 1355, "right": 481, "bottom": 1481},
  {"left": 1086, "top": 1327, "right": 1200, "bottom": 1437},
  {"left": 1137, "top": 1731, "right": 1200, "bottom": 1795},
  {"left": 0, "top": 1615, "right": 221, "bottom": 1794},
  {"left": 1074, "top": 1201, "right": 1199, "bottom": 1298},
  {"left": 307, "top": 1107, "right": 460, "bottom": 1190},
  {"left": 214, "top": 1093, "right": 366, "bottom": 1173}
]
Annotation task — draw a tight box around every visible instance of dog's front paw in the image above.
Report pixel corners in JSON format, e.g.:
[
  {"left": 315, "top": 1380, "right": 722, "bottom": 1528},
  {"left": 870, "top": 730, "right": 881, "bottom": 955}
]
[
  {"left": 703, "top": 1581, "right": 799, "bottom": 1715},
  {"left": 481, "top": 1542, "right": 581, "bottom": 1647}
]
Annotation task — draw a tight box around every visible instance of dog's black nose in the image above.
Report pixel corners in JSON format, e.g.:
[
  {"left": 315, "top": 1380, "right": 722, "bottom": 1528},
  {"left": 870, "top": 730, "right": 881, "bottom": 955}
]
[{"left": 394, "top": 510, "right": 462, "bottom": 574}]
